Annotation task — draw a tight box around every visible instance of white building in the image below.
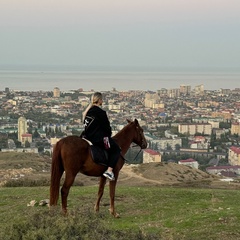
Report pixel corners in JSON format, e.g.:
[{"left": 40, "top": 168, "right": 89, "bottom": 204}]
[
  {"left": 206, "top": 165, "right": 240, "bottom": 175},
  {"left": 178, "top": 158, "right": 199, "bottom": 169}
]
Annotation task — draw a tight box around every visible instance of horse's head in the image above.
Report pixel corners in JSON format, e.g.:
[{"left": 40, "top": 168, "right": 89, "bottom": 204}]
[{"left": 127, "top": 119, "right": 148, "bottom": 149}]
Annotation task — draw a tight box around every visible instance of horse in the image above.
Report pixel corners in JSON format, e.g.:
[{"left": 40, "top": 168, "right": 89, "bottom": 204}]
[{"left": 50, "top": 119, "right": 147, "bottom": 217}]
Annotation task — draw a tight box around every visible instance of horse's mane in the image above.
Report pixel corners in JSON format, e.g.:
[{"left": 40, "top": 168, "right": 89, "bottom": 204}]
[{"left": 112, "top": 121, "right": 131, "bottom": 140}]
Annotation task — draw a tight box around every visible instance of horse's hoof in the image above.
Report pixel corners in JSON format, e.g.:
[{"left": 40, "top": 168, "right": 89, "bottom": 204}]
[
  {"left": 109, "top": 209, "right": 120, "bottom": 218},
  {"left": 62, "top": 209, "right": 68, "bottom": 216},
  {"left": 94, "top": 206, "right": 99, "bottom": 212}
]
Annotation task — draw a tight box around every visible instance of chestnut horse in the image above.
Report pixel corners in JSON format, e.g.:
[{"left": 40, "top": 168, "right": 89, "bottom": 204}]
[{"left": 50, "top": 119, "right": 147, "bottom": 217}]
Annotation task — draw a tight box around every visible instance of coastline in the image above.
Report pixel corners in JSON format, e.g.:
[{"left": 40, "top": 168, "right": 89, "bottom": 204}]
[{"left": 0, "top": 66, "right": 239, "bottom": 92}]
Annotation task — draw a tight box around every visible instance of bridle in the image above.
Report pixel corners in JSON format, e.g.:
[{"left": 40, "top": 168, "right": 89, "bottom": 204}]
[
  {"left": 134, "top": 125, "right": 146, "bottom": 149},
  {"left": 129, "top": 124, "right": 146, "bottom": 161}
]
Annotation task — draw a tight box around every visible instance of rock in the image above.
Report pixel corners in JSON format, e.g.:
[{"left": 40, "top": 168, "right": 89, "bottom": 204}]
[
  {"left": 27, "top": 200, "right": 37, "bottom": 207},
  {"left": 39, "top": 199, "right": 49, "bottom": 206}
]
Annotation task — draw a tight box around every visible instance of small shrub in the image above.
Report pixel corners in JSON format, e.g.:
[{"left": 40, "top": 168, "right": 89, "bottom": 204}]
[{"left": 4, "top": 178, "right": 50, "bottom": 187}]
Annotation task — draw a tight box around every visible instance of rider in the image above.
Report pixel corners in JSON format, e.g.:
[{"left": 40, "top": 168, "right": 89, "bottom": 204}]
[{"left": 82, "top": 92, "right": 121, "bottom": 181}]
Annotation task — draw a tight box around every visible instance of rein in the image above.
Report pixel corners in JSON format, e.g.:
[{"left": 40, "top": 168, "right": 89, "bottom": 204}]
[
  {"left": 121, "top": 146, "right": 143, "bottom": 163},
  {"left": 119, "top": 121, "right": 146, "bottom": 163},
  {"left": 133, "top": 148, "right": 142, "bottom": 161}
]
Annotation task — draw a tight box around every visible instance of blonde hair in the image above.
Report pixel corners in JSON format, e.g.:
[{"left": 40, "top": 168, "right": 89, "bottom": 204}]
[{"left": 82, "top": 92, "right": 102, "bottom": 121}]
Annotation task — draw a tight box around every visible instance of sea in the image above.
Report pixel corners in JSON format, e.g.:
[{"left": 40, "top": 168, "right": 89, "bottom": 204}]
[{"left": 0, "top": 66, "right": 239, "bottom": 92}]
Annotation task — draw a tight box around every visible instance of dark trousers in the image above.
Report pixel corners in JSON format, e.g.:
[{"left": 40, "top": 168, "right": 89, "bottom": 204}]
[
  {"left": 107, "top": 138, "right": 121, "bottom": 168},
  {"left": 95, "top": 138, "right": 121, "bottom": 169}
]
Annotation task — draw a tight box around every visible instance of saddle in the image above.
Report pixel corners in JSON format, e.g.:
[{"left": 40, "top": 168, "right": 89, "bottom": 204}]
[{"left": 82, "top": 138, "right": 109, "bottom": 166}]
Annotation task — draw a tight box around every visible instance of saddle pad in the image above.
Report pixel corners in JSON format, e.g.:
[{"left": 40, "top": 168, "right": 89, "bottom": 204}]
[{"left": 90, "top": 145, "right": 109, "bottom": 166}]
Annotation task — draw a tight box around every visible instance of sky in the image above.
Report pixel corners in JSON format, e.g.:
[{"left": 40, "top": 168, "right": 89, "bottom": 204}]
[{"left": 0, "top": 0, "right": 240, "bottom": 71}]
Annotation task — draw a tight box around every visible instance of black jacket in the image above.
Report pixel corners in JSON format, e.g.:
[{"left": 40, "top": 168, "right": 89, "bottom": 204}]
[{"left": 83, "top": 106, "right": 112, "bottom": 143}]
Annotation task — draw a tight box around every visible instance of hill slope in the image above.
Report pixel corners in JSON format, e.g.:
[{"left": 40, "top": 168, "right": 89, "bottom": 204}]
[{"left": 0, "top": 152, "right": 237, "bottom": 189}]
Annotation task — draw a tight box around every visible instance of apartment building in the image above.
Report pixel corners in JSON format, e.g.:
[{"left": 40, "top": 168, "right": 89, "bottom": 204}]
[
  {"left": 143, "top": 149, "right": 161, "bottom": 163},
  {"left": 167, "top": 88, "right": 180, "bottom": 98},
  {"left": 108, "top": 104, "right": 123, "bottom": 113},
  {"left": 206, "top": 165, "right": 240, "bottom": 175},
  {"left": 144, "top": 93, "right": 164, "bottom": 109},
  {"left": 211, "top": 111, "right": 232, "bottom": 120},
  {"left": 178, "top": 123, "right": 212, "bottom": 135},
  {"left": 147, "top": 136, "right": 182, "bottom": 151},
  {"left": 189, "top": 136, "right": 209, "bottom": 149},
  {"left": 231, "top": 122, "right": 240, "bottom": 135},
  {"left": 228, "top": 146, "right": 240, "bottom": 165},
  {"left": 208, "top": 120, "right": 220, "bottom": 129}
]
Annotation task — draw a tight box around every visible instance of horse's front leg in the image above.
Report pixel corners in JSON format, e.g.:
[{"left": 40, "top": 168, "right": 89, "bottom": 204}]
[
  {"left": 109, "top": 174, "right": 120, "bottom": 218},
  {"left": 94, "top": 176, "right": 106, "bottom": 212}
]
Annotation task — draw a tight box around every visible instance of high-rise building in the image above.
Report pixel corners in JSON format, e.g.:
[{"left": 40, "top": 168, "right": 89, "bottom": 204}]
[
  {"left": 167, "top": 88, "right": 180, "bottom": 98},
  {"left": 180, "top": 85, "right": 191, "bottom": 95},
  {"left": 194, "top": 84, "right": 204, "bottom": 95},
  {"left": 5, "top": 87, "right": 10, "bottom": 93},
  {"left": 144, "top": 93, "right": 164, "bottom": 108},
  {"left": 18, "top": 117, "right": 27, "bottom": 142},
  {"left": 53, "top": 87, "right": 60, "bottom": 98}
]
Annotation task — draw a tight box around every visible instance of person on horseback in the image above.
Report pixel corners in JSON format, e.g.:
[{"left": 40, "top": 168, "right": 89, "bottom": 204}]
[{"left": 82, "top": 92, "right": 121, "bottom": 181}]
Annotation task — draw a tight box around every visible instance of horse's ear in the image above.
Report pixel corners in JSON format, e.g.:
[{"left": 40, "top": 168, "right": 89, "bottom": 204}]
[
  {"left": 134, "top": 119, "right": 139, "bottom": 124},
  {"left": 127, "top": 119, "right": 132, "bottom": 123}
]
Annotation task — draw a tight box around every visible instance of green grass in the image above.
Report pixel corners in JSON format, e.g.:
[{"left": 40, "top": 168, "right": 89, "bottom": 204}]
[{"left": 1, "top": 186, "right": 240, "bottom": 239}]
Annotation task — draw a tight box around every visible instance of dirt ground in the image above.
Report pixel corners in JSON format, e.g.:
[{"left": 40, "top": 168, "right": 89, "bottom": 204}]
[{"left": 73, "top": 162, "right": 240, "bottom": 190}]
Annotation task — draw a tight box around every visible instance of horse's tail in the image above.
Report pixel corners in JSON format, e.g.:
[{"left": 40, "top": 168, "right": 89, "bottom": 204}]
[{"left": 50, "top": 140, "right": 64, "bottom": 206}]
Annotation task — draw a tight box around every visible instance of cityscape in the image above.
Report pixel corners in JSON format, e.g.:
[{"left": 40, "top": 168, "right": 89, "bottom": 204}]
[{"left": 0, "top": 83, "right": 240, "bottom": 177}]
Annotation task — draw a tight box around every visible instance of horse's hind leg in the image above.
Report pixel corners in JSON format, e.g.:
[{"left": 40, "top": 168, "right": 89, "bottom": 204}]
[
  {"left": 94, "top": 176, "right": 107, "bottom": 212},
  {"left": 61, "top": 171, "right": 77, "bottom": 213}
]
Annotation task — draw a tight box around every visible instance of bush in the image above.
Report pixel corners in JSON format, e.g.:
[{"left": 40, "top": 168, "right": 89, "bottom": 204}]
[
  {"left": 4, "top": 178, "right": 50, "bottom": 187},
  {"left": 4, "top": 177, "right": 85, "bottom": 188}
]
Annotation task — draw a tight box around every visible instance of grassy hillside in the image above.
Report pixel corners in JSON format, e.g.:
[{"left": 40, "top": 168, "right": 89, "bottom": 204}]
[
  {"left": 0, "top": 152, "right": 51, "bottom": 171},
  {"left": 1, "top": 186, "right": 240, "bottom": 239},
  {"left": 0, "top": 152, "right": 51, "bottom": 187}
]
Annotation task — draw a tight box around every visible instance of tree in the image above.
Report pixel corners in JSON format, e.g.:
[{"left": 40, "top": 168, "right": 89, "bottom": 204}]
[
  {"left": 15, "top": 140, "right": 22, "bottom": 148},
  {"left": 175, "top": 144, "right": 181, "bottom": 150},
  {"left": 219, "top": 122, "right": 231, "bottom": 129},
  {"left": 25, "top": 140, "right": 30, "bottom": 148},
  {"left": 181, "top": 138, "right": 189, "bottom": 148},
  {"left": 38, "top": 145, "right": 44, "bottom": 152},
  {"left": 33, "top": 129, "right": 40, "bottom": 138},
  {"left": 210, "top": 133, "right": 217, "bottom": 149},
  {"left": 166, "top": 143, "right": 172, "bottom": 150}
]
